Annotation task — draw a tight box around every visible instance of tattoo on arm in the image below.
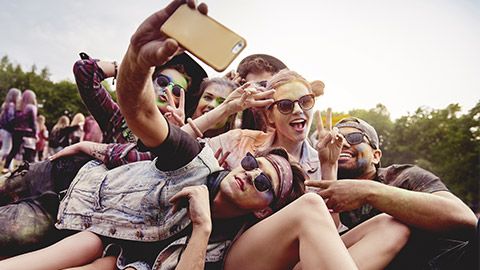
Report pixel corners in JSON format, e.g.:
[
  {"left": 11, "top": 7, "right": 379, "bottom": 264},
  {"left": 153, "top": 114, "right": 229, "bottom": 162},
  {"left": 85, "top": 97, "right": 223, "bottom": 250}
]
[{"left": 89, "top": 144, "right": 107, "bottom": 162}]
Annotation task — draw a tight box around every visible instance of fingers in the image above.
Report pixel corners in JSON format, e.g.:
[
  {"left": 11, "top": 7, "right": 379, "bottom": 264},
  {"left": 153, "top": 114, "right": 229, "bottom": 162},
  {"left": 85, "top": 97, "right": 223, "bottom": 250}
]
[
  {"left": 315, "top": 110, "right": 324, "bottom": 133},
  {"left": 305, "top": 180, "right": 334, "bottom": 188},
  {"left": 326, "top": 107, "right": 332, "bottom": 131},
  {"left": 218, "top": 151, "right": 231, "bottom": 168},
  {"left": 197, "top": 2, "right": 208, "bottom": 14},
  {"left": 177, "top": 88, "right": 185, "bottom": 110},
  {"left": 165, "top": 84, "right": 176, "bottom": 107},
  {"left": 252, "top": 89, "right": 275, "bottom": 99},
  {"left": 155, "top": 39, "right": 180, "bottom": 66}
]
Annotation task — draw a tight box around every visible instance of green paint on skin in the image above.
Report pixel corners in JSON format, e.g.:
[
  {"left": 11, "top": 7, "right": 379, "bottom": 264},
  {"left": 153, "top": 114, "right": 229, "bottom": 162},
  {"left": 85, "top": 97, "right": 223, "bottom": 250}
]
[{"left": 155, "top": 72, "right": 188, "bottom": 108}]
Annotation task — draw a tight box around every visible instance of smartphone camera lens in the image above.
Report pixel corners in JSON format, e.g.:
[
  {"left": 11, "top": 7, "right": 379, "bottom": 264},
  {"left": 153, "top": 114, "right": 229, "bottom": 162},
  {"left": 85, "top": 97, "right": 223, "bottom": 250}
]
[{"left": 232, "top": 41, "right": 245, "bottom": 54}]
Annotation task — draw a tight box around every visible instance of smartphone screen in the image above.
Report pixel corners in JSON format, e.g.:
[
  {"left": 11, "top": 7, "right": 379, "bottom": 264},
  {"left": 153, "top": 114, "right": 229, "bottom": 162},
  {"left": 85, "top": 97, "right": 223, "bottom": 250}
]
[{"left": 161, "top": 4, "right": 247, "bottom": 72}]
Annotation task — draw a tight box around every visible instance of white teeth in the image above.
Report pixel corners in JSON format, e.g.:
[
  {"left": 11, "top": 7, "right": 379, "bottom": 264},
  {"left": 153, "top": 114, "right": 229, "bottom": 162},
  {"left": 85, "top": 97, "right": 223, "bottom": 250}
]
[
  {"left": 291, "top": 119, "right": 305, "bottom": 124},
  {"left": 339, "top": 153, "right": 352, "bottom": 158}
]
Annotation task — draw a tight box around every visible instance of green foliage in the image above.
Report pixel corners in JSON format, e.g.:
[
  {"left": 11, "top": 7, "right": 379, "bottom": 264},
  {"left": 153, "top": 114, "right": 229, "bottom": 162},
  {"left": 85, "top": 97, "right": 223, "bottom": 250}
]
[{"left": 0, "top": 55, "right": 89, "bottom": 128}]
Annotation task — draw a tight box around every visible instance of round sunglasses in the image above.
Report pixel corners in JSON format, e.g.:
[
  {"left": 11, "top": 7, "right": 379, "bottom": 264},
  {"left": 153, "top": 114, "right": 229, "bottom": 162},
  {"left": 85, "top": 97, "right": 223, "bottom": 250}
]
[
  {"left": 240, "top": 152, "right": 275, "bottom": 198},
  {"left": 343, "top": 132, "right": 376, "bottom": 149},
  {"left": 153, "top": 74, "right": 186, "bottom": 98},
  {"left": 269, "top": 94, "right": 315, "bottom": 114}
]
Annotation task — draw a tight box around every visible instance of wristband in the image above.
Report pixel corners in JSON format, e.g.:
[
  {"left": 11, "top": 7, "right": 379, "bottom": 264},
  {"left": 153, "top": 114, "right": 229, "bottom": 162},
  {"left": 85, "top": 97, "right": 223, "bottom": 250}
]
[{"left": 187, "top": 118, "right": 203, "bottom": 138}]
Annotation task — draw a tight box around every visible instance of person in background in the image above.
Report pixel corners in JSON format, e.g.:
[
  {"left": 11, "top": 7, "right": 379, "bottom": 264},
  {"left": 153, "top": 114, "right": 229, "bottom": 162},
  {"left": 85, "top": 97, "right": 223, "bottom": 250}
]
[
  {"left": 47, "top": 115, "right": 70, "bottom": 156},
  {"left": 82, "top": 115, "right": 102, "bottom": 143},
  {"left": 227, "top": 53, "right": 289, "bottom": 131},
  {"left": 191, "top": 77, "right": 239, "bottom": 138},
  {"left": 3, "top": 90, "right": 37, "bottom": 173},
  {"left": 34, "top": 115, "right": 48, "bottom": 161},
  {"left": 0, "top": 88, "right": 22, "bottom": 168},
  {"left": 69, "top": 113, "right": 85, "bottom": 145}
]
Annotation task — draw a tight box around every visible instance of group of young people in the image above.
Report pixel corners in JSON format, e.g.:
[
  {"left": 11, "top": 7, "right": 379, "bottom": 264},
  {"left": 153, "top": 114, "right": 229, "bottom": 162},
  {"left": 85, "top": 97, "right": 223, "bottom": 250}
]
[{"left": 0, "top": 0, "right": 477, "bottom": 269}]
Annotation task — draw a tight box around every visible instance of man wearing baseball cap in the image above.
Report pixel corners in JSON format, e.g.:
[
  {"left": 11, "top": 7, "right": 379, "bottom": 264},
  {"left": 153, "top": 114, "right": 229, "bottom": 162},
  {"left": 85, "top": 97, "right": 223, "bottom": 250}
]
[{"left": 307, "top": 116, "right": 478, "bottom": 269}]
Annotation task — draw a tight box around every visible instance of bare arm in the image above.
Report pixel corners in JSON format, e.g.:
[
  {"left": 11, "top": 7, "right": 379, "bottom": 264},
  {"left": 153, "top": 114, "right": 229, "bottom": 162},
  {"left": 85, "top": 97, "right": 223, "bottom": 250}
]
[
  {"left": 181, "top": 83, "right": 275, "bottom": 138},
  {"left": 309, "top": 179, "right": 477, "bottom": 235},
  {"left": 170, "top": 185, "right": 212, "bottom": 270},
  {"left": 49, "top": 141, "right": 108, "bottom": 162},
  {"left": 116, "top": 0, "right": 207, "bottom": 147}
]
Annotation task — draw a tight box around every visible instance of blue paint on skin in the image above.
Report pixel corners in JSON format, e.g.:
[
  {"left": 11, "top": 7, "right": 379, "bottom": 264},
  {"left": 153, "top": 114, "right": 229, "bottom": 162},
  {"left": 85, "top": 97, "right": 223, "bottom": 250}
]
[
  {"left": 358, "top": 145, "right": 365, "bottom": 151},
  {"left": 358, "top": 158, "right": 367, "bottom": 164}
]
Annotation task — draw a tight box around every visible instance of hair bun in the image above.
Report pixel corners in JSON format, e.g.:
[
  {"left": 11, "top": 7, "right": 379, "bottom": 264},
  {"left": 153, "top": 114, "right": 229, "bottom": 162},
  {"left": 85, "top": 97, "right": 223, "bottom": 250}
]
[{"left": 310, "top": 80, "right": 325, "bottom": 97}]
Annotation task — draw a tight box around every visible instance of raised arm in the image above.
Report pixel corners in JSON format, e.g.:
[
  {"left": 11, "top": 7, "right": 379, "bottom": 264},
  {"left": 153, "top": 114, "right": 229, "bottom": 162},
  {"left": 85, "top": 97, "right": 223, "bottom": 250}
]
[
  {"left": 116, "top": 0, "right": 207, "bottom": 147},
  {"left": 181, "top": 83, "right": 275, "bottom": 138}
]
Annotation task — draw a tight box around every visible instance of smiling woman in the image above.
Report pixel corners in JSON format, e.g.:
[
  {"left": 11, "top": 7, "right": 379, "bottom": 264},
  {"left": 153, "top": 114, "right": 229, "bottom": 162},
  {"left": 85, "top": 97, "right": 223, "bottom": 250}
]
[{"left": 207, "top": 69, "right": 322, "bottom": 181}]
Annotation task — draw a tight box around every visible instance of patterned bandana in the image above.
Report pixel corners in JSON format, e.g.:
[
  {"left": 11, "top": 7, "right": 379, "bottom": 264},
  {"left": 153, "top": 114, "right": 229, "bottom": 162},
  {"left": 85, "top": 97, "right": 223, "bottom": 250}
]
[{"left": 264, "top": 154, "right": 293, "bottom": 211}]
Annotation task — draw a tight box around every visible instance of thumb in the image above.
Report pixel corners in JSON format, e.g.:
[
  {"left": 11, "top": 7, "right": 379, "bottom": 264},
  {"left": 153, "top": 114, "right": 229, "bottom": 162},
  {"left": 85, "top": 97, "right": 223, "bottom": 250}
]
[{"left": 155, "top": 38, "right": 181, "bottom": 66}]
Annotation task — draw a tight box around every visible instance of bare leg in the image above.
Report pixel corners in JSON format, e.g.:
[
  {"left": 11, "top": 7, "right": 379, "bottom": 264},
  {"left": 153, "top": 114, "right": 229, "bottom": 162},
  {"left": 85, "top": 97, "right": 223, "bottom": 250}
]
[
  {"left": 64, "top": 256, "right": 117, "bottom": 270},
  {"left": 0, "top": 231, "right": 103, "bottom": 270},
  {"left": 224, "top": 193, "right": 358, "bottom": 270},
  {"left": 341, "top": 213, "right": 411, "bottom": 270}
]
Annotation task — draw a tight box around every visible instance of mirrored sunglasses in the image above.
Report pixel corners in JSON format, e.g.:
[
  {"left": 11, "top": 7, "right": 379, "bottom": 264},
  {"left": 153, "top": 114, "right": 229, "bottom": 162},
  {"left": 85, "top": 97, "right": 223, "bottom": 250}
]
[
  {"left": 240, "top": 152, "right": 275, "bottom": 196},
  {"left": 270, "top": 94, "right": 315, "bottom": 114},
  {"left": 154, "top": 74, "right": 186, "bottom": 98}
]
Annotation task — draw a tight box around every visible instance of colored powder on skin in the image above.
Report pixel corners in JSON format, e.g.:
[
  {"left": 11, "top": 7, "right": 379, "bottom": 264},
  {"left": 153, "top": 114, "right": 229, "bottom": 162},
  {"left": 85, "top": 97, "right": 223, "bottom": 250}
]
[
  {"left": 358, "top": 158, "right": 367, "bottom": 164},
  {"left": 358, "top": 145, "right": 365, "bottom": 151}
]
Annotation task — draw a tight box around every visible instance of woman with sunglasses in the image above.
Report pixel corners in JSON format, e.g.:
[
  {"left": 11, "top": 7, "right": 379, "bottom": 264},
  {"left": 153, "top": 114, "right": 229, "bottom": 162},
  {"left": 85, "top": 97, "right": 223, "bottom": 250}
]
[{"left": 208, "top": 69, "right": 323, "bottom": 181}]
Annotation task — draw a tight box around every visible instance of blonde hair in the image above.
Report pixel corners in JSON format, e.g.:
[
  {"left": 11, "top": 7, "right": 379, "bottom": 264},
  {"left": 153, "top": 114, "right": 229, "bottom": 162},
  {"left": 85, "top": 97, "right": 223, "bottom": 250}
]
[
  {"left": 37, "top": 115, "right": 46, "bottom": 130},
  {"left": 1, "top": 88, "right": 21, "bottom": 112},
  {"left": 53, "top": 115, "right": 70, "bottom": 131},
  {"left": 71, "top": 113, "right": 85, "bottom": 126},
  {"left": 19, "top": 89, "right": 37, "bottom": 111}
]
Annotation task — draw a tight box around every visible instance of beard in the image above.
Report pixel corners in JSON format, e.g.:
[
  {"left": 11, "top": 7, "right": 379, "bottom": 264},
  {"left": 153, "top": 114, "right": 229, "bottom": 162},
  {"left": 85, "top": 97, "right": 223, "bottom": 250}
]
[{"left": 337, "top": 160, "right": 370, "bottom": 179}]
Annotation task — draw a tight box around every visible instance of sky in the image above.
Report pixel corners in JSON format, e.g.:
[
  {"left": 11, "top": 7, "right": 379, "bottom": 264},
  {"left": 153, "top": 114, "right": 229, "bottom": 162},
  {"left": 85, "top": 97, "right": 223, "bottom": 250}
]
[{"left": 1, "top": 0, "right": 479, "bottom": 120}]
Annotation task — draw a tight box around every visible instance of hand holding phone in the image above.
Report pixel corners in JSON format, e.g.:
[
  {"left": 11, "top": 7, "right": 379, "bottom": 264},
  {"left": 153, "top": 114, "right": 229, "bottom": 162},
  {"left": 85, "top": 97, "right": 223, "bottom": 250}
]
[{"left": 161, "top": 4, "right": 247, "bottom": 72}]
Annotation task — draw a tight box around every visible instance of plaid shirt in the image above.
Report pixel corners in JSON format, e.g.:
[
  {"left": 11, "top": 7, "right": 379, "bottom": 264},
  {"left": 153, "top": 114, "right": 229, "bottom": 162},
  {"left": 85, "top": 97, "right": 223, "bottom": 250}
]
[
  {"left": 73, "top": 59, "right": 136, "bottom": 144},
  {"left": 74, "top": 59, "right": 154, "bottom": 167}
]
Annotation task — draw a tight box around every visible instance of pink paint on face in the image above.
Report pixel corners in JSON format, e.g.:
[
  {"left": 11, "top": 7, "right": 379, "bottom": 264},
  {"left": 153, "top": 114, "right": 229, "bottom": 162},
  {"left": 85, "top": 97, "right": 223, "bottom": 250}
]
[{"left": 268, "top": 81, "right": 313, "bottom": 144}]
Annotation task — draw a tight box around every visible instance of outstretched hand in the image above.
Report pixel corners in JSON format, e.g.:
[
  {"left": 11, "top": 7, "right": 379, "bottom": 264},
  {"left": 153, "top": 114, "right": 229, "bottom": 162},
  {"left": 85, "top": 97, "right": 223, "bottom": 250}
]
[
  {"left": 48, "top": 143, "right": 83, "bottom": 161},
  {"left": 127, "top": 0, "right": 208, "bottom": 70},
  {"left": 222, "top": 83, "right": 275, "bottom": 115}
]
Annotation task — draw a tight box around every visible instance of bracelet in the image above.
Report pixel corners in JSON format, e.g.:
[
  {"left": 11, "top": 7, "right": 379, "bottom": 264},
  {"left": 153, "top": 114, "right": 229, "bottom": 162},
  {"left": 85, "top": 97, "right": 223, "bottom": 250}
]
[
  {"left": 112, "top": 61, "right": 118, "bottom": 85},
  {"left": 187, "top": 118, "right": 203, "bottom": 138}
]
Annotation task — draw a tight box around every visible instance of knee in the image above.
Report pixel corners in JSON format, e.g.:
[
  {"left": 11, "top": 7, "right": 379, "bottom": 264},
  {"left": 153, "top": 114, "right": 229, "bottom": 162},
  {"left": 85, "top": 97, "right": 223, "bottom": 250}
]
[
  {"left": 76, "top": 231, "right": 104, "bottom": 258},
  {"left": 290, "top": 193, "right": 332, "bottom": 225},
  {"left": 372, "top": 214, "right": 411, "bottom": 251}
]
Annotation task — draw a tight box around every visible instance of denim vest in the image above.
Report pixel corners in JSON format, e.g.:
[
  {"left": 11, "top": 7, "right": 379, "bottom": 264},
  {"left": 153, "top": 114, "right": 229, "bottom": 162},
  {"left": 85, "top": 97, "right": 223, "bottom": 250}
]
[{"left": 56, "top": 145, "right": 222, "bottom": 242}]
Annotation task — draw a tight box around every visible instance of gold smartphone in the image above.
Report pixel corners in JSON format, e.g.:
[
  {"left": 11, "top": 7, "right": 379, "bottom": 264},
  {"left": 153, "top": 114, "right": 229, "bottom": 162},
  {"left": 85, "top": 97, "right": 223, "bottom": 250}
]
[{"left": 161, "top": 4, "right": 247, "bottom": 72}]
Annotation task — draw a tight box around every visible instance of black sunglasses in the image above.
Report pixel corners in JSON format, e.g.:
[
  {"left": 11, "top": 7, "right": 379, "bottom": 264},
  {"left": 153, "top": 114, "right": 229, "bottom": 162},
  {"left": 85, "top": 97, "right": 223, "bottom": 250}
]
[
  {"left": 269, "top": 94, "right": 315, "bottom": 114},
  {"left": 240, "top": 152, "right": 275, "bottom": 197},
  {"left": 154, "top": 74, "right": 186, "bottom": 98},
  {"left": 344, "top": 132, "right": 375, "bottom": 148}
]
